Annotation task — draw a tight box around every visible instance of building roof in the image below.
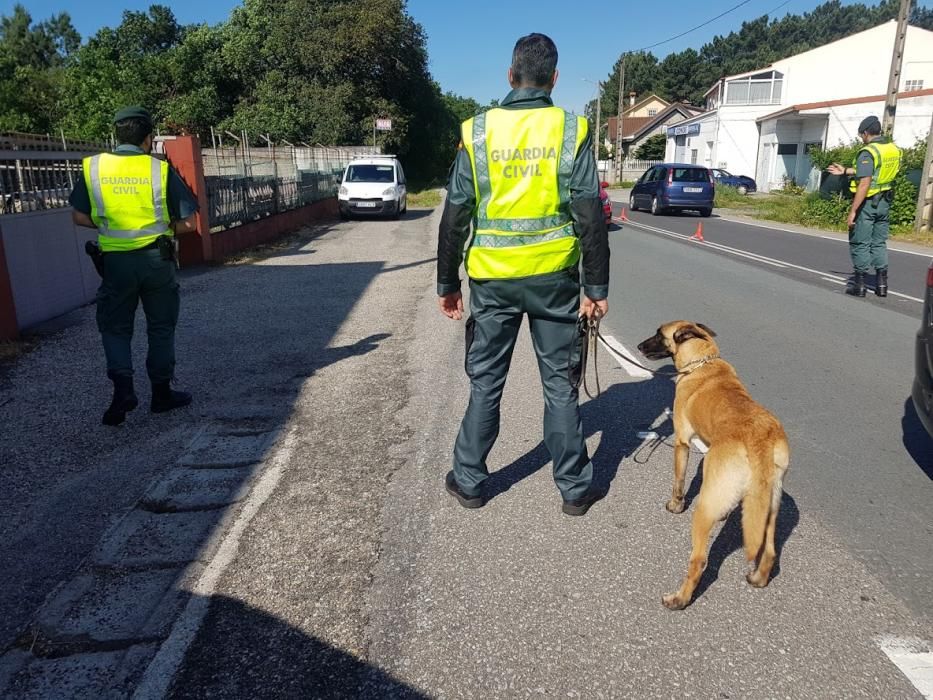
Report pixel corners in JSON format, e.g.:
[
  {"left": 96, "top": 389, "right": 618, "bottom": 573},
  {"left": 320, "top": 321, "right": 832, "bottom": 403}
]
[
  {"left": 756, "top": 87, "right": 933, "bottom": 123},
  {"left": 608, "top": 103, "right": 707, "bottom": 142}
]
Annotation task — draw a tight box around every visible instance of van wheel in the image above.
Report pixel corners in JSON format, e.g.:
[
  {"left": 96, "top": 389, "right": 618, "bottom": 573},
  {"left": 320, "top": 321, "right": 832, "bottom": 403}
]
[
  {"left": 392, "top": 202, "right": 402, "bottom": 220},
  {"left": 339, "top": 211, "right": 349, "bottom": 221},
  {"left": 651, "top": 196, "right": 664, "bottom": 216},
  {"left": 629, "top": 193, "right": 638, "bottom": 212}
]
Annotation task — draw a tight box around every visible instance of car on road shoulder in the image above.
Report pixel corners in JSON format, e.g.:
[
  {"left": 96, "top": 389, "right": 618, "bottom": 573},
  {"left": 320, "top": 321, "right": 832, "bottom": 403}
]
[
  {"left": 711, "top": 168, "right": 757, "bottom": 195},
  {"left": 912, "top": 258, "right": 933, "bottom": 437},
  {"left": 338, "top": 156, "right": 407, "bottom": 220},
  {"left": 600, "top": 181, "right": 612, "bottom": 226},
  {"left": 629, "top": 163, "right": 714, "bottom": 217}
]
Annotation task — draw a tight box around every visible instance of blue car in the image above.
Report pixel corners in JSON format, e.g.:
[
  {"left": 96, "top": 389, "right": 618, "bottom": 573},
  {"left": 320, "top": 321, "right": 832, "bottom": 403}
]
[
  {"left": 629, "top": 163, "right": 715, "bottom": 217},
  {"left": 711, "top": 168, "right": 757, "bottom": 195}
]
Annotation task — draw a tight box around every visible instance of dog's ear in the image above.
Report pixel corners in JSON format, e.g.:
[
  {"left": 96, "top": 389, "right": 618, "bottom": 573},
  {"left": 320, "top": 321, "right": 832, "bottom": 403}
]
[
  {"left": 696, "top": 323, "right": 716, "bottom": 338},
  {"left": 674, "top": 324, "right": 712, "bottom": 345}
]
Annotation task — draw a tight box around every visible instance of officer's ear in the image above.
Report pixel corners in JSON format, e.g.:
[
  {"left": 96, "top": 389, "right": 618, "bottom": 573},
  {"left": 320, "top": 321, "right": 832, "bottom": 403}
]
[
  {"left": 549, "top": 69, "right": 559, "bottom": 91},
  {"left": 508, "top": 67, "right": 518, "bottom": 88},
  {"left": 142, "top": 134, "right": 154, "bottom": 154}
]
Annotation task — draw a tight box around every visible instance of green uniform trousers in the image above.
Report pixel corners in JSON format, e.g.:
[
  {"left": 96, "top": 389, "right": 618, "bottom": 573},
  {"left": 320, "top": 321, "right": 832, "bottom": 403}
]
[
  {"left": 453, "top": 268, "right": 593, "bottom": 502},
  {"left": 96, "top": 247, "right": 179, "bottom": 382},
  {"left": 849, "top": 194, "right": 891, "bottom": 273}
]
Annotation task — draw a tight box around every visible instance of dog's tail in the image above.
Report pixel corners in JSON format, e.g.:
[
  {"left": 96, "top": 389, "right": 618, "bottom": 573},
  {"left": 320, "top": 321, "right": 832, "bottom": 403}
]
[{"left": 741, "top": 434, "right": 790, "bottom": 566}]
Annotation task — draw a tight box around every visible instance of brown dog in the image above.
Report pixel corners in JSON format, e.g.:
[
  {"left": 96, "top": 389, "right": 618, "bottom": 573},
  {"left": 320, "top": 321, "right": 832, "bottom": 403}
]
[{"left": 638, "top": 321, "right": 790, "bottom": 610}]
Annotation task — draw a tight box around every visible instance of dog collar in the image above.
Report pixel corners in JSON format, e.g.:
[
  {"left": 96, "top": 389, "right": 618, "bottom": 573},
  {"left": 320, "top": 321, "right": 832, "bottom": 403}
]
[{"left": 678, "top": 354, "right": 720, "bottom": 375}]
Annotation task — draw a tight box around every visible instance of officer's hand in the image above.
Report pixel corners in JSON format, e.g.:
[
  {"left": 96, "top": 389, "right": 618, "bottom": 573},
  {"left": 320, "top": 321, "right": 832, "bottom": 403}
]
[
  {"left": 847, "top": 210, "right": 857, "bottom": 230},
  {"left": 580, "top": 296, "right": 608, "bottom": 320},
  {"left": 439, "top": 291, "right": 464, "bottom": 320},
  {"left": 827, "top": 163, "right": 846, "bottom": 176}
]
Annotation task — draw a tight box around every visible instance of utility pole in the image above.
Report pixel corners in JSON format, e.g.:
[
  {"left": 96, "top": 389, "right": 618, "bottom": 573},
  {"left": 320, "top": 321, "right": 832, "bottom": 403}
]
[
  {"left": 882, "top": 0, "right": 911, "bottom": 136},
  {"left": 595, "top": 81, "right": 601, "bottom": 165},
  {"left": 914, "top": 112, "right": 933, "bottom": 233},
  {"left": 614, "top": 54, "right": 625, "bottom": 184}
]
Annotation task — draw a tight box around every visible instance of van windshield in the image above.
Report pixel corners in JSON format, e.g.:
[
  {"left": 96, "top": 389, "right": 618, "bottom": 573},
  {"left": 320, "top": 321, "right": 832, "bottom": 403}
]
[
  {"left": 672, "top": 168, "right": 709, "bottom": 183},
  {"left": 346, "top": 164, "right": 394, "bottom": 183}
]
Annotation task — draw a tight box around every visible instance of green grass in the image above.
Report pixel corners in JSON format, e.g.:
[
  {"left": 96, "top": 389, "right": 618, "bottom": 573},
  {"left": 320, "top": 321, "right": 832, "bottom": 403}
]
[{"left": 406, "top": 188, "right": 443, "bottom": 208}]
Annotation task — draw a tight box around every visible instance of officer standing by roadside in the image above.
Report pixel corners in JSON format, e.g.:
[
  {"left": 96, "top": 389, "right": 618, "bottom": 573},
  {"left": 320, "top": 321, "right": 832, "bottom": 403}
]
[
  {"left": 828, "top": 115, "right": 901, "bottom": 297},
  {"left": 437, "top": 33, "right": 610, "bottom": 516},
  {"left": 69, "top": 106, "right": 199, "bottom": 425}
]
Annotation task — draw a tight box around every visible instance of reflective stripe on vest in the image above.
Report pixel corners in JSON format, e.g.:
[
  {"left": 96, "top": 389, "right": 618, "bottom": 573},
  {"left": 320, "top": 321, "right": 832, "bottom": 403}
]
[
  {"left": 462, "top": 106, "right": 587, "bottom": 280},
  {"left": 849, "top": 141, "right": 901, "bottom": 197},
  {"left": 83, "top": 153, "right": 171, "bottom": 252}
]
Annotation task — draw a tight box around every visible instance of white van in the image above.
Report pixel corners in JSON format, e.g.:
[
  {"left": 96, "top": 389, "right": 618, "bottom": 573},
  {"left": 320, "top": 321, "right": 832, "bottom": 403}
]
[{"left": 338, "top": 156, "right": 407, "bottom": 220}]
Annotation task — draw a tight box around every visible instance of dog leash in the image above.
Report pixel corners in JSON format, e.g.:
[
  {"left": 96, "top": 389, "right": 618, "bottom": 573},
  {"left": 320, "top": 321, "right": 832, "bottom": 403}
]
[{"left": 577, "top": 317, "right": 720, "bottom": 399}]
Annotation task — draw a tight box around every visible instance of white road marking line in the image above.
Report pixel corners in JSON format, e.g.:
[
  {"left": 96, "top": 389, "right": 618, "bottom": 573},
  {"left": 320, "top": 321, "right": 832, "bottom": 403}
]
[
  {"left": 715, "top": 215, "right": 933, "bottom": 259},
  {"left": 597, "top": 334, "right": 653, "bottom": 379},
  {"left": 624, "top": 219, "right": 925, "bottom": 303},
  {"left": 877, "top": 636, "right": 933, "bottom": 698},
  {"left": 822, "top": 277, "right": 846, "bottom": 285}
]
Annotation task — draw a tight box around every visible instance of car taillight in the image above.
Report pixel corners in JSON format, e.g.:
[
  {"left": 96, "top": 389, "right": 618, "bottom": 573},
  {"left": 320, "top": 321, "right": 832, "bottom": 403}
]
[
  {"left": 927, "top": 265, "right": 933, "bottom": 288},
  {"left": 707, "top": 169, "right": 714, "bottom": 185},
  {"left": 667, "top": 169, "right": 673, "bottom": 186}
]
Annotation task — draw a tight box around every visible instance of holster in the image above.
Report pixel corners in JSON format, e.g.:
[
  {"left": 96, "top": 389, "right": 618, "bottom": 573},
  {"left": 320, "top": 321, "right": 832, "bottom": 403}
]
[
  {"left": 84, "top": 240, "right": 105, "bottom": 278},
  {"left": 157, "top": 235, "right": 178, "bottom": 266}
]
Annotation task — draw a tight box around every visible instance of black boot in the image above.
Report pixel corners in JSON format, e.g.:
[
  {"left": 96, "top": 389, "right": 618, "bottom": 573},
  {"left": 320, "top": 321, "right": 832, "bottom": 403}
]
[
  {"left": 875, "top": 268, "right": 888, "bottom": 297},
  {"left": 150, "top": 381, "right": 192, "bottom": 413},
  {"left": 846, "top": 271, "right": 867, "bottom": 297},
  {"left": 102, "top": 376, "right": 138, "bottom": 426}
]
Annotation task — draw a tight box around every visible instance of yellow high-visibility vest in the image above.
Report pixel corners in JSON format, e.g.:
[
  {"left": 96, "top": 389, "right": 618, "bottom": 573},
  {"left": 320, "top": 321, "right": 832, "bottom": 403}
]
[
  {"left": 849, "top": 141, "right": 901, "bottom": 197},
  {"left": 82, "top": 153, "right": 171, "bottom": 252},
  {"left": 461, "top": 106, "right": 588, "bottom": 280}
]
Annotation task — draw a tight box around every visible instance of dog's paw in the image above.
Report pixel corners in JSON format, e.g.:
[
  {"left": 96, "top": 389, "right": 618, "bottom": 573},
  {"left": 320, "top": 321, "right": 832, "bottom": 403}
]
[
  {"left": 661, "top": 593, "right": 688, "bottom": 610},
  {"left": 665, "top": 499, "right": 686, "bottom": 514},
  {"left": 746, "top": 570, "right": 770, "bottom": 588}
]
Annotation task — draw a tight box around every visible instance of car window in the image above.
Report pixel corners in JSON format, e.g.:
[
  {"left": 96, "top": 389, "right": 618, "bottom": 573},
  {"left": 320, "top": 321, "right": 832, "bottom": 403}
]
[
  {"left": 671, "top": 167, "right": 709, "bottom": 183},
  {"left": 645, "top": 167, "right": 661, "bottom": 182},
  {"left": 346, "top": 164, "right": 395, "bottom": 183}
]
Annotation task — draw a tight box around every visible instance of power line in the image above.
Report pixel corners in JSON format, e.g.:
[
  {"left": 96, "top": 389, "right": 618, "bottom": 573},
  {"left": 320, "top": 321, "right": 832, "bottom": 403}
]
[{"left": 628, "top": 0, "right": 792, "bottom": 54}]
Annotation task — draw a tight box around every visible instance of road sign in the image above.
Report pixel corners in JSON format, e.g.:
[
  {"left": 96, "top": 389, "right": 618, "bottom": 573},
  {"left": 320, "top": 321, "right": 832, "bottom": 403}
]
[{"left": 376, "top": 118, "right": 392, "bottom": 131}]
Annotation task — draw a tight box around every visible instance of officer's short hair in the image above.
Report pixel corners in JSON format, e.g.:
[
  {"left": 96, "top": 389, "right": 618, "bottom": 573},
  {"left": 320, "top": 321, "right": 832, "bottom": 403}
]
[
  {"left": 511, "top": 33, "right": 558, "bottom": 88},
  {"left": 114, "top": 118, "right": 153, "bottom": 147},
  {"left": 859, "top": 115, "right": 882, "bottom": 136}
]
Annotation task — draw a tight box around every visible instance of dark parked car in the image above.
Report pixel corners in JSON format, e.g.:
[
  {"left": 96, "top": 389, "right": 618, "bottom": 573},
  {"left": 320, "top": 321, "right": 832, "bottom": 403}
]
[
  {"left": 912, "top": 258, "right": 933, "bottom": 437},
  {"left": 711, "top": 168, "right": 757, "bottom": 195},
  {"left": 629, "top": 163, "right": 714, "bottom": 217}
]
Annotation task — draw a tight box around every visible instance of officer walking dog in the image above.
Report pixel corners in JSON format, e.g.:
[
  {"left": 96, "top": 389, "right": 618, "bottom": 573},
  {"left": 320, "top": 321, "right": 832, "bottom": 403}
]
[{"left": 639, "top": 321, "right": 790, "bottom": 610}]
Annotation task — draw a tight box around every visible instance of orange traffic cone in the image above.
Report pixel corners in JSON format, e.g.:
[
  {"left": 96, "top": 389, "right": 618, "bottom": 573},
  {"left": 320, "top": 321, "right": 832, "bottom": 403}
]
[
  {"left": 620, "top": 207, "right": 630, "bottom": 222},
  {"left": 690, "top": 222, "right": 704, "bottom": 242}
]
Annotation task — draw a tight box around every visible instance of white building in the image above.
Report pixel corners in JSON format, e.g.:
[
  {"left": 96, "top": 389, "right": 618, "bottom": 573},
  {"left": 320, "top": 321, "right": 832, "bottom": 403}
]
[{"left": 664, "top": 21, "right": 933, "bottom": 192}]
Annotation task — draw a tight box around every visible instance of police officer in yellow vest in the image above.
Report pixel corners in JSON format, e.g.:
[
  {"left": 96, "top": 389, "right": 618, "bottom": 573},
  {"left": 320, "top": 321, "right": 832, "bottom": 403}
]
[
  {"left": 828, "top": 115, "right": 901, "bottom": 297},
  {"left": 437, "top": 34, "right": 610, "bottom": 516},
  {"left": 69, "top": 107, "right": 199, "bottom": 425}
]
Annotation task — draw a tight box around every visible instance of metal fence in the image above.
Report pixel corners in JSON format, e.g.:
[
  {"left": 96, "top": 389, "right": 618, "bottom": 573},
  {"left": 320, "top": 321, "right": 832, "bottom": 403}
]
[
  {"left": 201, "top": 134, "right": 375, "bottom": 230},
  {"left": 0, "top": 133, "right": 107, "bottom": 215}
]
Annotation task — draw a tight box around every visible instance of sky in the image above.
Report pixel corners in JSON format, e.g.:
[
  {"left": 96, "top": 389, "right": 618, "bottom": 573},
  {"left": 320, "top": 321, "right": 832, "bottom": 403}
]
[{"left": 6, "top": 0, "right": 931, "bottom": 115}]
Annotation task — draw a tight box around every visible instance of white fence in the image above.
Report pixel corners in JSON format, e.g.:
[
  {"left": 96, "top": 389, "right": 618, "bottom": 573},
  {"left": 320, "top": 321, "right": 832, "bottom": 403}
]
[{"left": 597, "top": 159, "right": 662, "bottom": 185}]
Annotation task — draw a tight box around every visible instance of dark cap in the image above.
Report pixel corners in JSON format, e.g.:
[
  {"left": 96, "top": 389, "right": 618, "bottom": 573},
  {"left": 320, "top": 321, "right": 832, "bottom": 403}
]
[
  {"left": 113, "top": 106, "right": 153, "bottom": 126},
  {"left": 857, "top": 115, "right": 881, "bottom": 134}
]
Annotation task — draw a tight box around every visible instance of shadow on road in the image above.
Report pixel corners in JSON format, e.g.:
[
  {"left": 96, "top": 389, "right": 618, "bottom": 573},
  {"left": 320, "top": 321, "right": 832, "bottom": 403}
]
[
  {"left": 901, "top": 397, "right": 933, "bottom": 480},
  {"left": 483, "top": 375, "right": 675, "bottom": 500},
  {"left": 691, "top": 491, "right": 801, "bottom": 602},
  {"left": 169, "top": 595, "right": 426, "bottom": 699}
]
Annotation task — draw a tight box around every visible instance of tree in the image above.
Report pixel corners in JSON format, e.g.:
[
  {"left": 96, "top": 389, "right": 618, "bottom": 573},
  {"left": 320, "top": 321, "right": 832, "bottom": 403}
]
[
  {"left": 0, "top": 4, "right": 79, "bottom": 132},
  {"left": 634, "top": 133, "right": 666, "bottom": 161}
]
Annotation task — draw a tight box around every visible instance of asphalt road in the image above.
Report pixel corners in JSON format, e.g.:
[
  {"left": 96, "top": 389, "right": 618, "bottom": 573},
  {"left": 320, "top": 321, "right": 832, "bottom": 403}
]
[
  {"left": 606, "top": 196, "right": 933, "bottom": 625},
  {"left": 2, "top": 200, "right": 931, "bottom": 697}
]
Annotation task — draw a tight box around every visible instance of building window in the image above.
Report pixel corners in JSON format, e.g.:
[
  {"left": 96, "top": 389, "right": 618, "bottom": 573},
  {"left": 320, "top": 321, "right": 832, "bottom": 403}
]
[
  {"left": 648, "top": 108, "right": 658, "bottom": 117},
  {"left": 905, "top": 79, "right": 924, "bottom": 91},
  {"left": 691, "top": 149, "right": 698, "bottom": 164},
  {"left": 725, "top": 71, "right": 784, "bottom": 105}
]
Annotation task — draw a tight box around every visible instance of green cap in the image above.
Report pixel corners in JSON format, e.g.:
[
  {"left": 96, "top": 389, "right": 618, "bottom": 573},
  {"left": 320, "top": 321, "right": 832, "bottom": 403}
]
[{"left": 113, "top": 106, "right": 153, "bottom": 127}]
